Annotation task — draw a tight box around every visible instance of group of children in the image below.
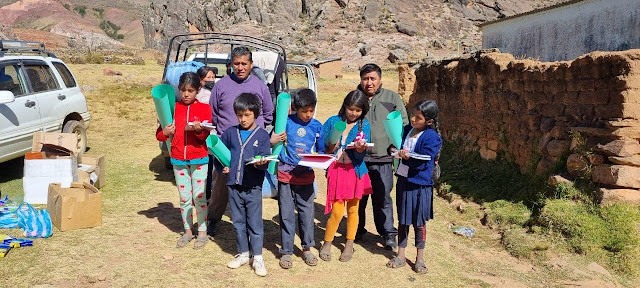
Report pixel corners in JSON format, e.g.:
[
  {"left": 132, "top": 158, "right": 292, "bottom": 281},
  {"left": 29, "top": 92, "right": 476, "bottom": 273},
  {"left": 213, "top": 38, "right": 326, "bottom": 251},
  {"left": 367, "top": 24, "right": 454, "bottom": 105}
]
[{"left": 156, "top": 71, "right": 442, "bottom": 276}]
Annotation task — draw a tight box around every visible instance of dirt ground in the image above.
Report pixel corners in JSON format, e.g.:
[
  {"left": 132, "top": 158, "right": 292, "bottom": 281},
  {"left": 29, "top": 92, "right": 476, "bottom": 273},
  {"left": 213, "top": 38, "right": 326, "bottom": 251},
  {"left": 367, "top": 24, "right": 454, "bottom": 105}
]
[{"left": 0, "top": 63, "right": 631, "bottom": 287}]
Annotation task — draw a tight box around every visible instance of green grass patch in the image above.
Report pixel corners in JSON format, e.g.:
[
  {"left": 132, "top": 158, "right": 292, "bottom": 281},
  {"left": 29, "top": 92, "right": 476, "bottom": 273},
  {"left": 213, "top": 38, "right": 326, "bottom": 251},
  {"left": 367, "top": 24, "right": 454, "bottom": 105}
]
[
  {"left": 501, "top": 227, "right": 550, "bottom": 259},
  {"left": 439, "top": 139, "right": 547, "bottom": 208},
  {"left": 483, "top": 200, "right": 531, "bottom": 228}
]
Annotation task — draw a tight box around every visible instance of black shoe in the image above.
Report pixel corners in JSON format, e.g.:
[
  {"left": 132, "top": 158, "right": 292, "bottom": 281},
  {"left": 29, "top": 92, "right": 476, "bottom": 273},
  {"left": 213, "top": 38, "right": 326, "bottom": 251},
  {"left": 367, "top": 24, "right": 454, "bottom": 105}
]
[
  {"left": 207, "top": 220, "right": 217, "bottom": 236},
  {"left": 384, "top": 235, "right": 397, "bottom": 251},
  {"left": 354, "top": 229, "right": 367, "bottom": 242}
]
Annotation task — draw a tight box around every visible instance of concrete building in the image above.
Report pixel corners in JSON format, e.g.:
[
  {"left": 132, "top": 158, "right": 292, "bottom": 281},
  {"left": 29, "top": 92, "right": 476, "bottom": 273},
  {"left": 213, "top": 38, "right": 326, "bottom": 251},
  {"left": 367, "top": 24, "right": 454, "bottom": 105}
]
[{"left": 480, "top": 0, "right": 640, "bottom": 61}]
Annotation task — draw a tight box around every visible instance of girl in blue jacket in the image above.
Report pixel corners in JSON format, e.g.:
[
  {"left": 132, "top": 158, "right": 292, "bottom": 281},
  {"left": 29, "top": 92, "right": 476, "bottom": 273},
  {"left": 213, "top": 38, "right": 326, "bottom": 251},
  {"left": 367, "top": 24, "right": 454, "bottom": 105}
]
[{"left": 386, "top": 100, "right": 442, "bottom": 274}]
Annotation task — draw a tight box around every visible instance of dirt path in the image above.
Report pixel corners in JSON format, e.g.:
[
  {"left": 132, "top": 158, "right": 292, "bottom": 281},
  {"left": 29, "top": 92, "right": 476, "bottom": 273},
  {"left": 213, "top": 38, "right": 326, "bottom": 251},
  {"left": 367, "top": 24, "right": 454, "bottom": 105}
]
[{"left": 0, "top": 64, "right": 625, "bottom": 287}]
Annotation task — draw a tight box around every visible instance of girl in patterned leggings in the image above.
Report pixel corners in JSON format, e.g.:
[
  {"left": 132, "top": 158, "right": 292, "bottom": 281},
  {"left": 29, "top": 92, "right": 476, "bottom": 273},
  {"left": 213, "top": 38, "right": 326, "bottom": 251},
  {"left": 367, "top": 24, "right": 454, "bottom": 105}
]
[{"left": 156, "top": 72, "right": 212, "bottom": 249}]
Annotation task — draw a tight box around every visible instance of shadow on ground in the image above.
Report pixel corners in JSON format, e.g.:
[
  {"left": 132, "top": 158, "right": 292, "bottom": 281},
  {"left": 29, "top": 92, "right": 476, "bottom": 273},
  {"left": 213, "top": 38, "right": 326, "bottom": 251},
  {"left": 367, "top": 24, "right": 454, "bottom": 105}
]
[
  {"left": 0, "top": 157, "right": 24, "bottom": 183},
  {"left": 149, "top": 154, "right": 175, "bottom": 184}
]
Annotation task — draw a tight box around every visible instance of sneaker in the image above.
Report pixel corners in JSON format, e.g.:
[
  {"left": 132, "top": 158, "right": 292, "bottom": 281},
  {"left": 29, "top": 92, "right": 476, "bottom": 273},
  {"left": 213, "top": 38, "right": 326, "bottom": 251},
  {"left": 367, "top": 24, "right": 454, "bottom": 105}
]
[
  {"left": 354, "top": 228, "right": 367, "bottom": 242},
  {"left": 384, "top": 235, "right": 397, "bottom": 251},
  {"left": 252, "top": 258, "right": 268, "bottom": 277},
  {"left": 227, "top": 254, "right": 250, "bottom": 269}
]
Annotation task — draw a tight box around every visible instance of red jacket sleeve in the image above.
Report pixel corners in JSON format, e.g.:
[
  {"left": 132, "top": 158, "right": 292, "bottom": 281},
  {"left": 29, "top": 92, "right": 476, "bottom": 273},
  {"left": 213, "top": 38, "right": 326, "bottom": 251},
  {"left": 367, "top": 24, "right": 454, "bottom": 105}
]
[{"left": 156, "top": 124, "right": 168, "bottom": 142}]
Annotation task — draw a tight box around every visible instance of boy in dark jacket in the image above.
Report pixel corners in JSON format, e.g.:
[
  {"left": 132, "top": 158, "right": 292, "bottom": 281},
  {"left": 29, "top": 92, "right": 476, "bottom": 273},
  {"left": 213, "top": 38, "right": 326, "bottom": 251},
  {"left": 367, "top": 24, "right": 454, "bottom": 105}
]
[{"left": 220, "top": 93, "right": 271, "bottom": 277}]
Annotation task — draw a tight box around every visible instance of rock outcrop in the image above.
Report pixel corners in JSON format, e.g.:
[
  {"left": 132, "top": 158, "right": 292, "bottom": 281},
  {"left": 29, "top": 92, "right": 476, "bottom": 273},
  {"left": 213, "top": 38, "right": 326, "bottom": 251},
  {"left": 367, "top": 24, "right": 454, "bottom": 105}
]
[{"left": 142, "top": 0, "right": 566, "bottom": 68}]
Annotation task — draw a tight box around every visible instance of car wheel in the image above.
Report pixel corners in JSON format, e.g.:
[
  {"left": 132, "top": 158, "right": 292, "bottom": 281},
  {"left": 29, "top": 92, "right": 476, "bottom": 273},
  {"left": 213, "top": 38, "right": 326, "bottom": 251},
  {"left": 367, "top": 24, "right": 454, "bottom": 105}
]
[{"left": 62, "top": 120, "right": 87, "bottom": 153}]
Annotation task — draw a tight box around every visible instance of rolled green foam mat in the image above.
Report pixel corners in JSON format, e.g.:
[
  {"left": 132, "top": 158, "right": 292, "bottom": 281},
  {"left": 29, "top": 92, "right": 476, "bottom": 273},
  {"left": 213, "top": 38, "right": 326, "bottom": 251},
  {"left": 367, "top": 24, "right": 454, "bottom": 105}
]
[
  {"left": 206, "top": 134, "right": 231, "bottom": 167},
  {"left": 269, "top": 93, "right": 291, "bottom": 174},
  {"left": 384, "top": 110, "right": 403, "bottom": 149}
]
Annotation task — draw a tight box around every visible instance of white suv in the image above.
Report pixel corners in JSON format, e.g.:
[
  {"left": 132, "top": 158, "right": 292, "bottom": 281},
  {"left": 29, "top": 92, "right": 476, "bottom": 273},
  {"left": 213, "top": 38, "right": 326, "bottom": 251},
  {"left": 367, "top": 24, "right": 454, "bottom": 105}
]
[{"left": 0, "top": 40, "right": 90, "bottom": 163}]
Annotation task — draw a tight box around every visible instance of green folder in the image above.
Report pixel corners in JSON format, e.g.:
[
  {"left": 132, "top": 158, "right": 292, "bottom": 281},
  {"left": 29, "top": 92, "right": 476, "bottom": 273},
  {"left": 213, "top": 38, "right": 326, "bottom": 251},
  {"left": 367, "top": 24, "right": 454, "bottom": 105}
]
[{"left": 268, "top": 93, "right": 292, "bottom": 174}]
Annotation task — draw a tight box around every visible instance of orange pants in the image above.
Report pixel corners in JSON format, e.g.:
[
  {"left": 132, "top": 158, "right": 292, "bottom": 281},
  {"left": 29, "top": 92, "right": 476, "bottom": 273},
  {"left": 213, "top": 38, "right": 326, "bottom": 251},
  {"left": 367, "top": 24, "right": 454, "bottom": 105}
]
[{"left": 324, "top": 199, "right": 360, "bottom": 241}]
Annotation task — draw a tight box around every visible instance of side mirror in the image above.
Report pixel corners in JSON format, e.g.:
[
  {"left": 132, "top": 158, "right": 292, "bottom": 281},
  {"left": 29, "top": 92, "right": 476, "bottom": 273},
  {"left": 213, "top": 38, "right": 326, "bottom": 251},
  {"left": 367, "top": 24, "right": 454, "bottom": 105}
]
[{"left": 0, "top": 90, "right": 15, "bottom": 104}]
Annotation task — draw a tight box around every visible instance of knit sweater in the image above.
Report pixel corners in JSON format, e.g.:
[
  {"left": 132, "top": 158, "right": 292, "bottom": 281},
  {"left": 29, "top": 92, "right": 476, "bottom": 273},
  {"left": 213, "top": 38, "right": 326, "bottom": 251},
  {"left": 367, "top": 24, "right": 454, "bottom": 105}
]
[{"left": 209, "top": 74, "right": 273, "bottom": 135}]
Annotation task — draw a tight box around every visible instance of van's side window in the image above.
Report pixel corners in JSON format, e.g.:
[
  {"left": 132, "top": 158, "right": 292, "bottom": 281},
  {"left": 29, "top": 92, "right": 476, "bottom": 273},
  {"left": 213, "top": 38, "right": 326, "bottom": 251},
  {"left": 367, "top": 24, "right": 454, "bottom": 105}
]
[
  {"left": 23, "top": 64, "right": 60, "bottom": 93},
  {"left": 53, "top": 62, "right": 76, "bottom": 88},
  {"left": 0, "top": 64, "right": 26, "bottom": 96}
]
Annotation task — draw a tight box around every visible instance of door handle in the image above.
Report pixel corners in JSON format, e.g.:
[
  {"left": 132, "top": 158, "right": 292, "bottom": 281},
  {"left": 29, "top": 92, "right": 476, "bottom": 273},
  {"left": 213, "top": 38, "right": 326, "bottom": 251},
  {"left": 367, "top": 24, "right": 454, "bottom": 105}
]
[
  {"left": 25, "top": 100, "right": 35, "bottom": 108},
  {"left": 58, "top": 94, "right": 66, "bottom": 100}
]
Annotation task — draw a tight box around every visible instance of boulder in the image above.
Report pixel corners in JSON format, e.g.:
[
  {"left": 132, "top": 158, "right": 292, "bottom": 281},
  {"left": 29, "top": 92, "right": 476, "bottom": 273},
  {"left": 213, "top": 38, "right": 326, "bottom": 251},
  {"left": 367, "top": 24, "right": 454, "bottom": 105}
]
[
  {"left": 595, "top": 140, "right": 640, "bottom": 157},
  {"left": 103, "top": 68, "right": 122, "bottom": 76},
  {"left": 566, "top": 154, "right": 589, "bottom": 176},
  {"left": 599, "top": 188, "right": 640, "bottom": 206},
  {"left": 587, "top": 153, "right": 605, "bottom": 165},
  {"left": 536, "top": 159, "right": 555, "bottom": 176},
  {"left": 608, "top": 155, "right": 640, "bottom": 167},
  {"left": 388, "top": 49, "right": 408, "bottom": 64},
  {"left": 396, "top": 22, "right": 418, "bottom": 36},
  {"left": 549, "top": 175, "right": 573, "bottom": 186},
  {"left": 546, "top": 140, "right": 570, "bottom": 157},
  {"left": 591, "top": 165, "right": 640, "bottom": 189}
]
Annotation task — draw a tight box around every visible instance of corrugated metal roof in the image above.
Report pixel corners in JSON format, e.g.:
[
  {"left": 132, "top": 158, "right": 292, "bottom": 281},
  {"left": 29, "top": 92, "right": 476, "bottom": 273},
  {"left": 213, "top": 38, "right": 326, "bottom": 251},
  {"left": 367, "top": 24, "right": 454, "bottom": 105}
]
[{"left": 478, "top": 0, "right": 587, "bottom": 28}]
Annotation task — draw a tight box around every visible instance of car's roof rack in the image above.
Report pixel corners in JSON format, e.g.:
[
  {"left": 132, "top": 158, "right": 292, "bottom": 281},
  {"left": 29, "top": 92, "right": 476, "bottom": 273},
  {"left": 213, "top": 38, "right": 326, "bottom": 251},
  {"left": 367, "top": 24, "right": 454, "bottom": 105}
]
[{"left": 0, "top": 40, "right": 57, "bottom": 58}]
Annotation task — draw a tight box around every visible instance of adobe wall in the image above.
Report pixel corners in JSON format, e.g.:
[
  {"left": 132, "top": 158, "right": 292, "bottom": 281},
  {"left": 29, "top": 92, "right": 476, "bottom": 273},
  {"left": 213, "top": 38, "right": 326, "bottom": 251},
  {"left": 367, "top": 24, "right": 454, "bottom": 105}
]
[{"left": 408, "top": 49, "right": 640, "bottom": 203}]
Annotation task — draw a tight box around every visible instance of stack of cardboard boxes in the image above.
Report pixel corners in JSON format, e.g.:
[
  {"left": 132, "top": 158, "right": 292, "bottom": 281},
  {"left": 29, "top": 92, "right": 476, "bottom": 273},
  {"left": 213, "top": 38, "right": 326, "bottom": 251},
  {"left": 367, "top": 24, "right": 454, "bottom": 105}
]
[{"left": 22, "top": 132, "right": 105, "bottom": 231}]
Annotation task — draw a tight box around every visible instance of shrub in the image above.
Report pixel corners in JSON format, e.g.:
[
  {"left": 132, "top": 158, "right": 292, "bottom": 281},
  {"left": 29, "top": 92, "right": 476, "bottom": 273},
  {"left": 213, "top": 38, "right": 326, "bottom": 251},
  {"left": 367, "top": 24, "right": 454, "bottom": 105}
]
[{"left": 74, "top": 5, "right": 87, "bottom": 17}]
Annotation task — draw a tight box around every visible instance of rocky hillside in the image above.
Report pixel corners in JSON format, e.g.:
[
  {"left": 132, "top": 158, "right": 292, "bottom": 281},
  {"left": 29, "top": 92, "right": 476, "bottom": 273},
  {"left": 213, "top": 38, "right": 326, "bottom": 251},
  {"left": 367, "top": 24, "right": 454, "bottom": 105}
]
[
  {"left": 143, "top": 0, "right": 566, "bottom": 68},
  {"left": 0, "top": 0, "right": 567, "bottom": 68},
  {"left": 0, "top": 0, "right": 147, "bottom": 50}
]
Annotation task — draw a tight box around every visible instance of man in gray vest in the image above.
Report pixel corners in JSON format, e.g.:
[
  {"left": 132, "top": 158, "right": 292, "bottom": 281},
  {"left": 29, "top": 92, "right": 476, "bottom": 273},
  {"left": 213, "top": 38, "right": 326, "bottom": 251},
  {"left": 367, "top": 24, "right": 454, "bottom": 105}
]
[{"left": 356, "top": 63, "right": 408, "bottom": 250}]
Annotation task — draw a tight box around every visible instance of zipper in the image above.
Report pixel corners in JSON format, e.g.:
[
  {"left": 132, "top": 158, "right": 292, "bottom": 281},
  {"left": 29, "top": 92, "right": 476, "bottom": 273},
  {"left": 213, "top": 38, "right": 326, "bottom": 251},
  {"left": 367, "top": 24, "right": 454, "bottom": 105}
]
[
  {"left": 184, "top": 104, "right": 190, "bottom": 160},
  {"left": 235, "top": 127, "right": 259, "bottom": 185}
]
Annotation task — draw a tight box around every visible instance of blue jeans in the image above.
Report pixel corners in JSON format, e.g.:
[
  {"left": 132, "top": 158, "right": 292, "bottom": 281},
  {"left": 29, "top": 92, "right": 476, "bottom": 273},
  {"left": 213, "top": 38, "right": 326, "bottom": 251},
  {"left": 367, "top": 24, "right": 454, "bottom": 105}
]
[
  {"left": 228, "top": 185, "right": 263, "bottom": 255},
  {"left": 277, "top": 182, "right": 315, "bottom": 255}
]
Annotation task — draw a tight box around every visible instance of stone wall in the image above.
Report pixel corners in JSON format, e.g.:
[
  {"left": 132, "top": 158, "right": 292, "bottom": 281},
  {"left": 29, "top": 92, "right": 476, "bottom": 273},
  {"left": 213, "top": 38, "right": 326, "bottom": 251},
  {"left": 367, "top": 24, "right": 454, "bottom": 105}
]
[{"left": 408, "top": 49, "right": 640, "bottom": 204}]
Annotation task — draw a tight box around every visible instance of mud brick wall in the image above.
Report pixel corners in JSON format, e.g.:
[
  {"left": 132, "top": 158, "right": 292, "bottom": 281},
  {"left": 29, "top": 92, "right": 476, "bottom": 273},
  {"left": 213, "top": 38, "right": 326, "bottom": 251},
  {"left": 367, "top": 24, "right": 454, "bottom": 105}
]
[{"left": 408, "top": 49, "right": 640, "bottom": 204}]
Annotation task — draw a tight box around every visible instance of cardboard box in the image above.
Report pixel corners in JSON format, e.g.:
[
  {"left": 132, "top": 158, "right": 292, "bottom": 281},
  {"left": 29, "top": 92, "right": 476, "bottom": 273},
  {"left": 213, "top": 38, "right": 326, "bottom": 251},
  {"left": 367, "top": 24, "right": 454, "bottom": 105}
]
[
  {"left": 23, "top": 132, "right": 80, "bottom": 205},
  {"left": 77, "top": 154, "right": 105, "bottom": 188},
  {"left": 48, "top": 182, "right": 102, "bottom": 231},
  {"left": 32, "top": 132, "right": 80, "bottom": 155}
]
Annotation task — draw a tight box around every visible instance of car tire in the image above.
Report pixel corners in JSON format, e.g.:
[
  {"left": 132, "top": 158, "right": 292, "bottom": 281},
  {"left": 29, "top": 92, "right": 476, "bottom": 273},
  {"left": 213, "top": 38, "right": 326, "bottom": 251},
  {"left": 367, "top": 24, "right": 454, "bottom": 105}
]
[{"left": 62, "top": 120, "right": 87, "bottom": 153}]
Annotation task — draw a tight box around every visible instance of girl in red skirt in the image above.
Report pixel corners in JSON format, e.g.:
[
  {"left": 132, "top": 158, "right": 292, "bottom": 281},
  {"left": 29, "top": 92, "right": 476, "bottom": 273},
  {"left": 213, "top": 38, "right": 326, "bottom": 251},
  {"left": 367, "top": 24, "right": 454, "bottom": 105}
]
[{"left": 319, "top": 89, "right": 372, "bottom": 262}]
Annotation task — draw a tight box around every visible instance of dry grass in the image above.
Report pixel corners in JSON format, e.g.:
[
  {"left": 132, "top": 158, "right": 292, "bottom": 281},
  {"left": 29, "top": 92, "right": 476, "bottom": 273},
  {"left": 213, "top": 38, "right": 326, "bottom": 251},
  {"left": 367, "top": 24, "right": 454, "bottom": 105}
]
[{"left": 0, "top": 63, "right": 632, "bottom": 287}]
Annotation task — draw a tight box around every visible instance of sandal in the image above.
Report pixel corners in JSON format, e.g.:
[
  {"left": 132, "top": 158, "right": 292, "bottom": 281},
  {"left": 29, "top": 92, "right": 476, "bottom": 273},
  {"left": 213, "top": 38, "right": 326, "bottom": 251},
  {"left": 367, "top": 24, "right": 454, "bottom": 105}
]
[
  {"left": 302, "top": 251, "right": 318, "bottom": 266},
  {"left": 386, "top": 257, "right": 407, "bottom": 268},
  {"left": 176, "top": 234, "right": 194, "bottom": 248},
  {"left": 193, "top": 236, "right": 207, "bottom": 249},
  {"left": 339, "top": 247, "right": 354, "bottom": 262},
  {"left": 414, "top": 261, "right": 428, "bottom": 274},
  {"left": 319, "top": 242, "right": 332, "bottom": 262},
  {"left": 279, "top": 254, "right": 293, "bottom": 269}
]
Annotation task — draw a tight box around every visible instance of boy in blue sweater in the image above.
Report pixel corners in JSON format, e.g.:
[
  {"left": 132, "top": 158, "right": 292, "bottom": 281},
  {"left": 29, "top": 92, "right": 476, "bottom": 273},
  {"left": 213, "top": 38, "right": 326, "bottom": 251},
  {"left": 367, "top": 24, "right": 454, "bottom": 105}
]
[
  {"left": 220, "top": 93, "right": 271, "bottom": 277},
  {"left": 275, "top": 88, "right": 324, "bottom": 269}
]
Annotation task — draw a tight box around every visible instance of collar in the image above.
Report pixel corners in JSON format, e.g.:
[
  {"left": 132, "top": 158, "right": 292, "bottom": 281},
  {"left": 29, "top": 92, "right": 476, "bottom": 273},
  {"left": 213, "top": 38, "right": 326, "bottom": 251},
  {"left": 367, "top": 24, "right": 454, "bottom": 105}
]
[
  {"left": 357, "top": 84, "right": 382, "bottom": 98},
  {"left": 230, "top": 73, "right": 251, "bottom": 84}
]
